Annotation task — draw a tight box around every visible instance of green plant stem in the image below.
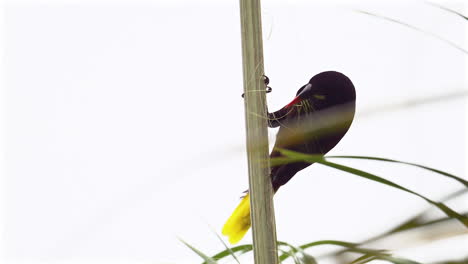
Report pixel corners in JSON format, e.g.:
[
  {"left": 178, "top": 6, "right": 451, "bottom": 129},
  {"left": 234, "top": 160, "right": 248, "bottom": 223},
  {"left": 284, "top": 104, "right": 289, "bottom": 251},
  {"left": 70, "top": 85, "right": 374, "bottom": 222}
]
[{"left": 239, "top": 0, "right": 278, "bottom": 263}]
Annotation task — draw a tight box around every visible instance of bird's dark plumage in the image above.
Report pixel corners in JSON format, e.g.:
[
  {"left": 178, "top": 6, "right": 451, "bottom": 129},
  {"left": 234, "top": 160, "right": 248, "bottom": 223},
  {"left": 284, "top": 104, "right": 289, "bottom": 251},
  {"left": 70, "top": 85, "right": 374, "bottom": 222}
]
[
  {"left": 222, "top": 71, "right": 356, "bottom": 244},
  {"left": 268, "top": 71, "right": 356, "bottom": 191}
]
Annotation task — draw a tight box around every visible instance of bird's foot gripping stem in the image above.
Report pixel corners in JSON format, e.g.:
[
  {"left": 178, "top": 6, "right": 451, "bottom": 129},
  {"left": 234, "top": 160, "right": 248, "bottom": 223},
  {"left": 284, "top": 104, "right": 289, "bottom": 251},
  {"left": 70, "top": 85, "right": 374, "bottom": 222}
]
[{"left": 241, "top": 75, "right": 272, "bottom": 98}]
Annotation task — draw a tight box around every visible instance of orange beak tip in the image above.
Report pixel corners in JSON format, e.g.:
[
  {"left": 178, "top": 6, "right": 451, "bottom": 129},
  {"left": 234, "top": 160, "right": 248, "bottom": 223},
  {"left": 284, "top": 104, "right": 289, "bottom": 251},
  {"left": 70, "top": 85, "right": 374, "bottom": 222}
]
[{"left": 285, "top": 96, "right": 301, "bottom": 108}]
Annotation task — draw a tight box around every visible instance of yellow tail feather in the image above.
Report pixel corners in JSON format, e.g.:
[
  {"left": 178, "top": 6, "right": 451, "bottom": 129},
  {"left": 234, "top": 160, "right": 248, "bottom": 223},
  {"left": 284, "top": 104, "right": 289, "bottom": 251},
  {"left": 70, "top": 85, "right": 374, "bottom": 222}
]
[{"left": 222, "top": 194, "right": 251, "bottom": 244}]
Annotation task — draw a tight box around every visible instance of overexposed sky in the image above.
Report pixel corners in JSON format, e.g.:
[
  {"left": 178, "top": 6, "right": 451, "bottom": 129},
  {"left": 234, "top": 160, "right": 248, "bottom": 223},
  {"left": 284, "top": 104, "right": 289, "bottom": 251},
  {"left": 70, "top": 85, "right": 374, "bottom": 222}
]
[{"left": 1, "top": 1, "right": 467, "bottom": 263}]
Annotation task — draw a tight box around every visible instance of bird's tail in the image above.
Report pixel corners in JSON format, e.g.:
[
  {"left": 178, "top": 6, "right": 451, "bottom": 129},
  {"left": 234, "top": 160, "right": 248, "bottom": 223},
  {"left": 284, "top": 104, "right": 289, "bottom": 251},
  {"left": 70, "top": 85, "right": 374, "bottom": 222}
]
[{"left": 222, "top": 193, "right": 251, "bottom": 244}]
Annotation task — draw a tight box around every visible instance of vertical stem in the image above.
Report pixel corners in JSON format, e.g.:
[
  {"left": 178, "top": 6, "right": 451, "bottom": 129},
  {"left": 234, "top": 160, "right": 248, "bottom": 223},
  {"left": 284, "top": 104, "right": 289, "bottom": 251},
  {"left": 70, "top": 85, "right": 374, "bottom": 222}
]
[{"left": 239, "top": 1, "right": 278, "bottom": 264}]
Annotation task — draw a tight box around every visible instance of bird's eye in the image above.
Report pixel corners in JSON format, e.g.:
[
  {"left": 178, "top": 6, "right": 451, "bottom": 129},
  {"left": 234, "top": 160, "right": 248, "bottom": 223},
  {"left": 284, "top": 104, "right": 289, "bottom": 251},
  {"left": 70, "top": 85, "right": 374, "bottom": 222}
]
[{"left": 313, "top": 94, "right": 326, "bottom": 100}]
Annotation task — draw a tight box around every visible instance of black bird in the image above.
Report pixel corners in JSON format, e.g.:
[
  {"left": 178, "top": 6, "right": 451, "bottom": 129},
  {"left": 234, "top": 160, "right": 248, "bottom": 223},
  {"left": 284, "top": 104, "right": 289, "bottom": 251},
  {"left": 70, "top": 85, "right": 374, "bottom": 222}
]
[{"left": 222, "top": 71, "right": 356, "bottom": 244}]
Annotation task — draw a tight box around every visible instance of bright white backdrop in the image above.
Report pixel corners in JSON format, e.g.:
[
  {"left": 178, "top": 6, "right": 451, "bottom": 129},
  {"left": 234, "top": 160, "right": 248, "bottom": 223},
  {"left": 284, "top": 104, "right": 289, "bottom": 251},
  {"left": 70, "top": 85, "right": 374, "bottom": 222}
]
[{"left": 1, "top": 0, "right": 467, "bottom": 263}]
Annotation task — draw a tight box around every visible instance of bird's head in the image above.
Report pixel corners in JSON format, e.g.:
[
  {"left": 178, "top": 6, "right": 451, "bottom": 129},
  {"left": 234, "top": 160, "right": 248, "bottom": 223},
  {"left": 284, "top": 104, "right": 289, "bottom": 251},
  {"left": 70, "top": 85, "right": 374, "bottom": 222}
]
[{"left": 284, "top": 71, "right": 356, "bottom": 111}]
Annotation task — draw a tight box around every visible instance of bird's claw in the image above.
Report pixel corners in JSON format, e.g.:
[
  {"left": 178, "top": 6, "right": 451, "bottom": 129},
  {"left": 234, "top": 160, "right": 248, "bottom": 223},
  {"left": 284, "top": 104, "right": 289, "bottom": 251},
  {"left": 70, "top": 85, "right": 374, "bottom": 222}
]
[
  {"left": 241, "top": 75, "right": 272, "bottom": 98},
  {"left": 263, "top": 74, "right": 272, "bottom": 93},
  {"left": 263, "top": 75, "right": 270, "bottom": 86}
]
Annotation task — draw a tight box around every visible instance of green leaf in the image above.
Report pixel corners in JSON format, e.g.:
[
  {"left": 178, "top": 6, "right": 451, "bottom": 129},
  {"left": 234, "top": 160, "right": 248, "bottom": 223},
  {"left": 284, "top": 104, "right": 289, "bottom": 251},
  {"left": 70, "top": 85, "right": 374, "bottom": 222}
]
[
  {"left": 351, "top": 254, "right": 379, "bottom": 264},
  {"left": 326, "top": 155, "right": 468, "bottom": 188},
  {"left": 278, "top": 241, "right": 302, "bottom": 261},
  {"left": 378, "top": 255, "right": 423, "bottom": 264},
  {"left": 277, "top": 241, "right": 318, "bottom": 264},
  {"left": 431, "top": 257, "right": 468, "bottom": 264},
  {"left": 357, "top": 189, "right": 468, "bottom": 246},
  {"left": 179, "top": 239, "right": 218, "bottom": 264},
  {"left": 276, "top": 149, "right": 468, "bottom": 229},
  {"left": 299, "top": 240, "right": 385, "bottom": 255},
  {"left": 283, "top": 249, "right": 302, "bottom": 264},
  {"left": 426, "top": 2, "right": 468, "bottom": 20},
  {"left": 212, "top": 232, "right": 241, "bottom": 264},
  {"left": 356, "top": 10, "right": 468, "bottom": 54},
  {"left": 300, "top": 253, "right": 318, "bottom": 264},
  {"left": 286, "top": 239, "right": 421, "bottom": 264},
  {"left": 206, "top": 244, "right": 253, "bottom": 263},
  {"left": 278, "top": 239, "right": 387, "bottom": 262}
]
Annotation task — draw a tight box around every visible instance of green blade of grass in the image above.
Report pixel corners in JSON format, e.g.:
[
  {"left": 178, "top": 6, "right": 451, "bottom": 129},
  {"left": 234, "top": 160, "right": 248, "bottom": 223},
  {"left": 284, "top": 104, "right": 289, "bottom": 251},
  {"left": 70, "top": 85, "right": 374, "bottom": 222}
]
[
  {"left": 204, "top": 244, "right": 253, "bottom": 264},
  {"left": 350, "top": 252, "right": 422, "bottom": 264},
  {"left": 278, "top": 241, "right": 312, "bottom": 262},
  {"left": 326, "top": 155, "right": 468, "bottom": 187},
  {"left": 317, "top": 159, "right": 468, "bottom": 228},
  {"left": 355, "top": 255, "right": 422, "bottom": 264},
  {"left": 356, "top": 188, "right": 468, "bottom": 245},
  {"left": 279, "top": 248, "right": 302, "bottom": 264},
  {"left": 278, "top": 239, "right": 387, "bottom": 262},
  {"left": 351, "top": 254, "right": 380, "bottom": 264},
  {"left": 277, "top": 241, "right": 317, "bottom": 263},
  {"left": 356, "top": 10, "right": 468, "bottom": 54},
  {"left": 359, "top": 90, "right": 468, "bottom": 119},
  {"left": 426, "top": 1, "right": 468, "bottom": 20},
  {"left": 277, "top": 239, "right": 423, "bottom": 264},
  {"left": 278, "top": 241, "right": 300, "bottom": 261},
  {"left": 212, "top": 231, "right": 241, "bottom": 264},
  {"left": 432, "top": 257, "right": 468, "bottom": 264},
  {"left": 276, "top": 149, "right": 468, "bottom": 228},
  {"left": 326, "top": 208, "right": 467, "bottom": 260},
  {"left": 179, "top": 239, "right": 218, "bottom": 264},
  {"left": 298, "top": 240, "right": 384, "bottom": 255},
  {"left": 379, "top": 255, "right": 423, "bottom": 264},
  {"left": 387, "top": 211, "right": 468, "bottom": 235},
  {"left": 300, "top": 253, "right": 318, "bottom": 264},
  {"left": 324, "top": 214, "right": 468, "bottom": 261}
]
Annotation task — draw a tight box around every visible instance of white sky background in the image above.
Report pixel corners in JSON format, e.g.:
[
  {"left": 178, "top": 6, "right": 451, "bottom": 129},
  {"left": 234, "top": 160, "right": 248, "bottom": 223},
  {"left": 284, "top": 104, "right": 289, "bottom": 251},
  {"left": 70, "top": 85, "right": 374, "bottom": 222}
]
[{"left": 1, "top": 0, "right": 467, "bottom": 263}]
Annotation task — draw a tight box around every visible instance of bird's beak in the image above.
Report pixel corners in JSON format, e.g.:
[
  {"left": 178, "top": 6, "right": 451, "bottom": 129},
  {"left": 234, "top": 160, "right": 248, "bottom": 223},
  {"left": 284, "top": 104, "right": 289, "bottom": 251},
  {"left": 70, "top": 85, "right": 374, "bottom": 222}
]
[
  {"left": 284, "top": 84, "right": 311, "bottom": 108},
  {"left": 284, "top": 96, "right": 302, "bottom": 109}
]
